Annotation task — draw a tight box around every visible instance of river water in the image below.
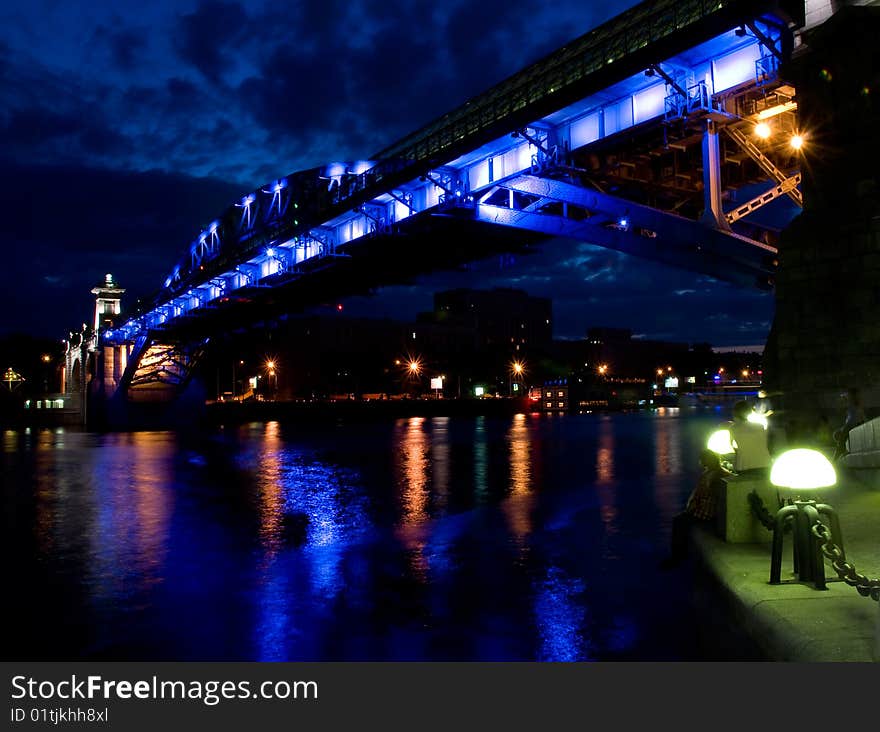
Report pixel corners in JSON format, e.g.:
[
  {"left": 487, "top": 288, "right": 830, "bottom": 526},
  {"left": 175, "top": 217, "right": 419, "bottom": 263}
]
[{"left": 3, "top": 408, "right": 734, "bottom": 661}]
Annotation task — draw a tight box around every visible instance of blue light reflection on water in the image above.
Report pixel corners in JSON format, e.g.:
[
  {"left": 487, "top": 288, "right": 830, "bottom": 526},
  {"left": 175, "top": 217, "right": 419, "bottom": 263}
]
[{"left": 4, "top": 409, "right": 723, "bottom": 661}]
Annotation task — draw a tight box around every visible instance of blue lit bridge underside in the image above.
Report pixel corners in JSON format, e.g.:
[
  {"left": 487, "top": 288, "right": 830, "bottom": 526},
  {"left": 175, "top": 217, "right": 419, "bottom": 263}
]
[{"left": 109, "top": 0, "right": 804, "bottom": 402}]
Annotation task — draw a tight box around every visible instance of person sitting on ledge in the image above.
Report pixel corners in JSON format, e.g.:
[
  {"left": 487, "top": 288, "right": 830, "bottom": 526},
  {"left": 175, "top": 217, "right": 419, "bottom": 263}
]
[
  {"left": 833, "top": 387, "right": 866, "bottom": 460},
  {"left": 662, "top": 448, "right": 731, "bottom": 568},
  {"left": 730, "top": 400, "right": 771, "bottom": 475}
]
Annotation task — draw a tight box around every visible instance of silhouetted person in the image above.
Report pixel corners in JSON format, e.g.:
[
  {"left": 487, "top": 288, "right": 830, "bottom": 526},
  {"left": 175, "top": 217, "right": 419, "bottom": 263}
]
[
  {"left": 662, "top": 449, "right": 731, "bottom": 567},
  {"left": 833, "top": 387, "right": 866, "bottom": 460},
  {"left": 730, "top": 400, "right": 771, "bottom": 474}
]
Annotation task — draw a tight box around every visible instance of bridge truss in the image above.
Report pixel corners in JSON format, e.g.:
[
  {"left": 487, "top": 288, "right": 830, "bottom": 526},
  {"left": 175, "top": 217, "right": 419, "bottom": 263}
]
[{"left": 105, "top": 0, "right": 806, "bottom": 400}]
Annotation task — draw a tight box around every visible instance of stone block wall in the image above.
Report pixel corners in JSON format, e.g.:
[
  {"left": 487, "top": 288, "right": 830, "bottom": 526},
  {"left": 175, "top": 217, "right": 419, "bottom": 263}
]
[{"left": 764, "top": 7, "right": 880, "bottom": 431}]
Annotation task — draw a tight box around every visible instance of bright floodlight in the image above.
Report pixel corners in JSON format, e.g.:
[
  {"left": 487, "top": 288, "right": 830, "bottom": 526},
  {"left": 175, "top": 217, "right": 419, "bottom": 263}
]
[
  {"left": 770, "top": 449, "right": 836, "bottom": 490},
  {"left": 790, "top": 134, "right": 804, "bottom": 150},
  {"left": 755, "top": 122, "right": 771, "bottom": 139},
  {"left": 746, "top": 411, "right": 769, "bottom": 430},
  {"left": 707, "top": 429, "right": 734, "bottom": 455}
]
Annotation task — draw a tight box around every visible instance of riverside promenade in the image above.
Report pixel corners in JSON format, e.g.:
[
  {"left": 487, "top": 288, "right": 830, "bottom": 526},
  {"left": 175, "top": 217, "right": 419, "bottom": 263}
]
[{"left": 691, "top": 469, "right": 880, "bottom": 662}]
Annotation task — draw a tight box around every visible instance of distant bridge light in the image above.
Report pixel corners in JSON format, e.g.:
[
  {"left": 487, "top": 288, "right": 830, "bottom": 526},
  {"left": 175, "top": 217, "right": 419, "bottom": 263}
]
[
  {"left": 790, "top": 134, "right": 804, "bottom": 150},
  {"left": 618, "top": 217, "right": 628, "bottom": 228},
  {"left": 266, "top": 248, "right": 275, "bottom": 257}
]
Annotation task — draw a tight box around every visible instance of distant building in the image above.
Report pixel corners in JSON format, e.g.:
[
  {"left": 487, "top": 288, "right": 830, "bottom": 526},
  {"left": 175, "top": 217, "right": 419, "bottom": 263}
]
[
  {"left": 585, "top": 327, "right": 689, "bottom": 379},
  {"left": 428, "top": 288, "right": 553, "bottom": 353}
]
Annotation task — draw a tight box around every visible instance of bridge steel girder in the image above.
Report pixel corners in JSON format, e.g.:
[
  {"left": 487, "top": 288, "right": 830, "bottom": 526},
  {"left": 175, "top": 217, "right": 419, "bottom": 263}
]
[
  {"left": 465, "top": 174, "right": 777, "bottom": 288},
  {"left": 724, "top": 125, "right": 803, "bottom": 206},
  {"left": 725, "top": 173, "right": 801, "bottom": 224},
  {"left": 116, "top": 336, "right": 205, "bottom": 403}
]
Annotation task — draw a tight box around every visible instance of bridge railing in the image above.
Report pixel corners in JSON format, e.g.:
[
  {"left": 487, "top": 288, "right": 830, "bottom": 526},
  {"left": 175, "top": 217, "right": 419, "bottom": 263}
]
[{"left": 373, "top": 0, "right": 782, "bottom": 168}]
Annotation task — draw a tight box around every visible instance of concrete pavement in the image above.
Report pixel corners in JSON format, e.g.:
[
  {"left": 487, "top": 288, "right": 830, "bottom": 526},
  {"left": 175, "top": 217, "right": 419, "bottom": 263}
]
[{"left": 690, "top": 469, "right": 880, "bottom": 661}]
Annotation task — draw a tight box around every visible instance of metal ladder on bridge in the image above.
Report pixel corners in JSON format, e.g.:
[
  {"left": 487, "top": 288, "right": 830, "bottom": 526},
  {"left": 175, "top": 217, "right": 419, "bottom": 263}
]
[{"left": 724, "top": 125, "right": 803, "bottom": 209}]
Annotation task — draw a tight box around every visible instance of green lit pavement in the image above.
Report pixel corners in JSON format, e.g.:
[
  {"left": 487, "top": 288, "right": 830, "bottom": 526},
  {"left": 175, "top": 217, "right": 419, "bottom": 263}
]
[{"left": 691, "top": 473, "right": 880, "bottom": 662}]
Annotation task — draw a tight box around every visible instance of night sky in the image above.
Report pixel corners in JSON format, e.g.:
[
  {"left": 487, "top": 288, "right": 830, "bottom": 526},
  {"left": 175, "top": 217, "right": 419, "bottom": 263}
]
[{"left": 0, "top": 0, "right": 775, "bottom": 347}]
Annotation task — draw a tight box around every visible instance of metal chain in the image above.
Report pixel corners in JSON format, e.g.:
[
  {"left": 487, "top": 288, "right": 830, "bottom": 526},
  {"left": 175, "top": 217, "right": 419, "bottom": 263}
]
[
  {"left": 748, "top": 490, "right": 777, "bottom": 531},
  {"left": 811, "top": 522, "right": 880, "bottom": 601}
]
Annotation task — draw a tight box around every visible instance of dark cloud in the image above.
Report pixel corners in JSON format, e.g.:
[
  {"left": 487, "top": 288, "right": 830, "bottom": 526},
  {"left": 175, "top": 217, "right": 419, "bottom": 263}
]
[
  {"left": 110, "top": 31, "right": 146, "bottom": 70},
  {"left": 238, "top": 45, "right": 350, "bottom": 140},
  {"left": 0, "top": 160, "right": 247, "bottom": 336},
  {"left": 90, "top": 26, "right": 148, "bottom": 71},
  {"left": 3, "top": 107, "right": 81, "bottom": 147},
  {"left": 174, "top": 0, "right": 250, "bottom": 82}
]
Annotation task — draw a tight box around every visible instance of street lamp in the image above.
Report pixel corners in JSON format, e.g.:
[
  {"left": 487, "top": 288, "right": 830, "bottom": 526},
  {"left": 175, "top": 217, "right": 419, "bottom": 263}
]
[
  {"left": 403, "top": 357, "right": 423, "bottom": 397},
  {"left": 265, "top": 359, "right": 278, "bottom": 394},
  {"left": 510, "top": 360, "right": 525, "bottom": 396},
  {"left": 768, "top": 448, "right": 842, "bottom": 589}
]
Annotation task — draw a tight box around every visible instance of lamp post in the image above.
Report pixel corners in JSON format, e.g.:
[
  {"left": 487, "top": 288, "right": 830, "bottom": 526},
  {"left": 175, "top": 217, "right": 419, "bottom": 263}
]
[
  {"left": 41, "top": 354, "right": 52, "bottom": 393},
  {"left": 232, "top": 359, "right": 244, "bottom": 399},
  {"left": 265, "top": 359, "right": 277, "bottom": 396},
  {"left": 768, "top": 449, "right": 843, "bottom": 590},
  {"left": 510, "top": 360, "right": 525, "bottom": 396},
  {"left": 407, "top": 358, "right": 422, "bottom": 398}
]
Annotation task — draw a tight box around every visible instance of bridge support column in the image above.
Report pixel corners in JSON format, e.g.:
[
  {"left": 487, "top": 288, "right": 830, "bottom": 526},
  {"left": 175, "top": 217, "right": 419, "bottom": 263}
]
[
  {"left": 700, "top": 120, "right": 729, "bottom": 230},
  {"left": 764, "top": 6, "right": 880, "bottom": 433}
]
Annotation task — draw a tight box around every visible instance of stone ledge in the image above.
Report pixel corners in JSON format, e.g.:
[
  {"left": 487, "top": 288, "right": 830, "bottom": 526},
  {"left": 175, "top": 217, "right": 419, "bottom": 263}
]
[
  {"left": 715, "top": 473, "right": 780, "bottom": 543},
  {"left": 691, "top": 527, "right": 877, "bottom": 662}
]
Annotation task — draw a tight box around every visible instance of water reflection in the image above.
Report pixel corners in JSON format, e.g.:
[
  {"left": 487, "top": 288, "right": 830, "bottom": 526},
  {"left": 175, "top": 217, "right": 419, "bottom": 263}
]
[
  {"left": 88, "top": 432, "right": 175, "bottom": 600},
  {"left": 395, "top": 417, "right": 430, "bottom": 525},
  {"left": 430, "top": 417, "right": 450, "bottom": 511},
  {"left": 254, "top": 420, "right": 285, "bottom": 554},
  {"left": 473, "top": 416, "right": 488, "bottom": 500},
  {"left": 502, "top": 413, "right": 536, "bottom": 545},
  {"left": 8, "top": 410, "right": 717, "bottom": 661},
  {"left": 251, "top": 420, "right": 372, "bottom": 659},
  {"left": 534, "top": 566, "right": 588, "bottom": 661},
  {"left": 595, "top": 416, "right": 615, "bottom": 485},
  {"left": 653, "top": 408, "right": 683, "bottom": 523},
  {"left": 393, "top": 417, "right": 431, "bottom": 579},
  {"left": 653, "top": 408, "right": 682, "bottom": 476},
  {"left": 3, "top": 428, "right": 16, "bottom": 453},
  {"left": 594, "top": 416, "right": 618, "bottom": 536}
]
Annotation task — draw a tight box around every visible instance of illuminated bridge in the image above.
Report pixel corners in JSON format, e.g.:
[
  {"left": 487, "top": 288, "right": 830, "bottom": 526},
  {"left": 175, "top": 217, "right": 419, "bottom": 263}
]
[{"left": 72, "top": 0, "right": 826, "bottom": 407}]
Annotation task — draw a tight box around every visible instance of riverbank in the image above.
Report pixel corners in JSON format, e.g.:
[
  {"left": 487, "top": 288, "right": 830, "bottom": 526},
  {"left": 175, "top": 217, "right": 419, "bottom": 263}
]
[
  {"left": 206, "top": 396, "right": 537, "bottom": 424},
  {"left": 689, "top": 469, "right": 880, "bottom": 661}
]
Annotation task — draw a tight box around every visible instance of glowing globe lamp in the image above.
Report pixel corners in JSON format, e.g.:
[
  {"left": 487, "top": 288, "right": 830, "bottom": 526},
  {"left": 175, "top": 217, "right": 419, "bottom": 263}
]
[
  {"left": 746, "top": 411, "right": 769, "bottom": 429},
  {"left": 769, "top": 449, "right": 836, "bottom": 490},
  {"left": 767, "top": 448, "right": 841, "bottom": 590},
  {"left": 707, "top": 429, "right": 734, "bottom": 455}
]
